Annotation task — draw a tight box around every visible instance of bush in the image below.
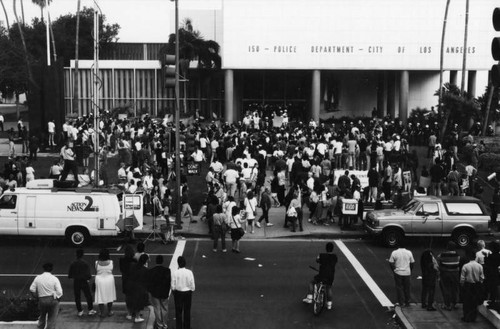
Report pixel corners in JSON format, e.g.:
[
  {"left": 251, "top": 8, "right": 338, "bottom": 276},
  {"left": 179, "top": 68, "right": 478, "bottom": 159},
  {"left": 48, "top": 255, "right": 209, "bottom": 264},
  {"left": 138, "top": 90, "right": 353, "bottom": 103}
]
[
  {"left": 478, "top": 153, "right": 500, "bottom": 173},
  {"left": 0, "top": 291, "right": 39, "bottom": 322}
]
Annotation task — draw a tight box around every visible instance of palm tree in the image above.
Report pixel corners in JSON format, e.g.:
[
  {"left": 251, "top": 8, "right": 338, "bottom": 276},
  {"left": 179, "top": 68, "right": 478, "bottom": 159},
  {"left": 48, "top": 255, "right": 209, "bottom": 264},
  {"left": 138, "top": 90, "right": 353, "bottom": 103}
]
[
  {"left": 438, "top": 0, "right": 451, "bottom": 143},
  {"left": 72, "top": 0, "right": 81, "bottom": 116},
  {"left": 158, "top": 18, "right": 221, "bottom": 116},
  {"left": 32, "top": 0, "right": 56, "bottom": 62},
  {"left": 460, "top": 0, "right": 469, "bottom": 92},
  {"left": 0, "top": 0, "right": 10, "bottom": 37}
]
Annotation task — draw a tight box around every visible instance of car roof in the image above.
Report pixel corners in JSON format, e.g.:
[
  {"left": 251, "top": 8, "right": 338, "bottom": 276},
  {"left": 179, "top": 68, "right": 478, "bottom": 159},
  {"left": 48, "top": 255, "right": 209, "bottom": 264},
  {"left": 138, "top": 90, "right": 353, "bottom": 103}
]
[{"left": 414, "top": 195, "right": 481, "bottom": 203}]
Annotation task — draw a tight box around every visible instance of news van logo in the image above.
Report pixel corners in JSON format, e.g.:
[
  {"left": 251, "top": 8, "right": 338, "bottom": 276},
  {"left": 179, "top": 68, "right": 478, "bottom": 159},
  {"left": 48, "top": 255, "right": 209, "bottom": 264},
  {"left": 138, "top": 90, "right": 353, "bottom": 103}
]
[{"left": 67, "top": 196, "right": 99, "bottom": 212}]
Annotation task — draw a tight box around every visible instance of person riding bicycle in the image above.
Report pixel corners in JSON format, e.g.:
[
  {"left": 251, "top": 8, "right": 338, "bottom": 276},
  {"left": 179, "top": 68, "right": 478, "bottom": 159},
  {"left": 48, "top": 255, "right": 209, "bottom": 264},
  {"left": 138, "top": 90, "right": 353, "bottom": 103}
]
[{"left": 302, "top": 242, "right": 338, "bottom": 310}]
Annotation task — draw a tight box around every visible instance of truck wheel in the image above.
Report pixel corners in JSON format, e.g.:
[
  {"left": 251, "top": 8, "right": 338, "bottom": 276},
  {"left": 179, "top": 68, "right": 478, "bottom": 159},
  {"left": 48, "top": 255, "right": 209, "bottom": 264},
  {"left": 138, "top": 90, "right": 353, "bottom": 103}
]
[
  {"left": 383, "top": 229, "right": 402, "bottom": 247},
  {"left": 66, "top": 227, "right": 90, "bottom": 247},
  {"left": 453, "top": 229, "right": 474, "bottom": 247}
]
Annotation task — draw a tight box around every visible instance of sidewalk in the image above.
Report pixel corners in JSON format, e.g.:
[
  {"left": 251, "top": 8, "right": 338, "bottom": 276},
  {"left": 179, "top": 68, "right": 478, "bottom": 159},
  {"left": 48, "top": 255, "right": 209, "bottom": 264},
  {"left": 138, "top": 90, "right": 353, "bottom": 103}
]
[
  {"left": 2, "top": 303, "right": 153, "bottom": 329},
  {"left": 396, "top": 303, "right": 498, "bottom": 329}
]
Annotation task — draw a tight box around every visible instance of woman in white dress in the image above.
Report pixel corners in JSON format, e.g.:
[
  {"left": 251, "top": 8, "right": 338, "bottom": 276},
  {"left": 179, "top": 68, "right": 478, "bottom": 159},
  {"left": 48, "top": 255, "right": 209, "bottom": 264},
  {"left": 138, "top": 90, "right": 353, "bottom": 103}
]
[
  {"left": 25, "top": 162, "right": 35, "bottom": 183},
  {"left": 95, "top": 249, "right": 117, "bottom": 317}
]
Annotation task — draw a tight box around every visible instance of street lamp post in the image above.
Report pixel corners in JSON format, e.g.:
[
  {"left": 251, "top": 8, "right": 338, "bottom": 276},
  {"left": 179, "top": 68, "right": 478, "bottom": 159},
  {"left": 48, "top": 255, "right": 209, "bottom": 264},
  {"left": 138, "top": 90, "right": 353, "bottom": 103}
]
[{"left": 174, "top": 0, "right": 182, "bottom": 227}]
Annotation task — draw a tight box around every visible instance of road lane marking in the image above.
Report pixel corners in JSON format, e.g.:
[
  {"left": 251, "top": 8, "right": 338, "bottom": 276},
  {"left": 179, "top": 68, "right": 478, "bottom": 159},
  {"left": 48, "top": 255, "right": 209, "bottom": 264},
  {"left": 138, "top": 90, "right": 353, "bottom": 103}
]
[
  {"left": 335, "top": 240, "right": 393, "bottom": 308},
  {"left": 86, "top": 253, "right": 174, "bottom": 256},
  {"left": 169, "top": 240, "right": 186, "bottom": 272}
]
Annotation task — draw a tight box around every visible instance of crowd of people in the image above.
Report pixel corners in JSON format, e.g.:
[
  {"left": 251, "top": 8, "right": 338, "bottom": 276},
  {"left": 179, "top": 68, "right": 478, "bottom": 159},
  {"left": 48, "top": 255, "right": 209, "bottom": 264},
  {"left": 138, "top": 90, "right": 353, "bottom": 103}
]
[
  {"left": 30, "top": 242, "right": 195, "bottom": 329},
  {"left": 388, "top": 239, "right": 500, "bottom": 323}
]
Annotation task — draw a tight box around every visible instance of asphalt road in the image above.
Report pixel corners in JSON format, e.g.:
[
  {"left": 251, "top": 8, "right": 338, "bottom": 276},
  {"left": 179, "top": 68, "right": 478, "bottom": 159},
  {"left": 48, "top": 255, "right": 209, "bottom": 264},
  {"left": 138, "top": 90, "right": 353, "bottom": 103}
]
[{"left": 0, "top": 236, "right": 486, "bottom": 328}]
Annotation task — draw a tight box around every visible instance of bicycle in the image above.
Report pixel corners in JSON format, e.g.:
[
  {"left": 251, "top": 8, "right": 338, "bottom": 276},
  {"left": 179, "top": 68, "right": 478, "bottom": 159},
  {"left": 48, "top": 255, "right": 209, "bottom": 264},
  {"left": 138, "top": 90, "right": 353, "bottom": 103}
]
[{"left": 309, "top": 266, "right": 327, "bottom": 315}]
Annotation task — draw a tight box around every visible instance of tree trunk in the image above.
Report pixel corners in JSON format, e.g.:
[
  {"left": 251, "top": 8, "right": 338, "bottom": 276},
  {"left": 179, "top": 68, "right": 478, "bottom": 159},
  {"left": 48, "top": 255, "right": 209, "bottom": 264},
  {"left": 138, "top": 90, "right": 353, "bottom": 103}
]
[
  {"left": 73, "top": 0, "right": 81, "bottom": 116},
  {"left": 47, "top": 7, "right": 56, "bottom": 62},
  {"left": 13, "top": 0, "right": 35, "bottom": 89},
  {"left": 19, "top": 0, "right": 23, "bottom": 24},
  {"left": 0, "top": 0, "right": 10, "bottom": 36},
  {"left": 460, "top": 0, "right": 469, "bottom": 92},
  {"left": 438, "top": 0, "right": 451, "bottom": 143},
  {"left": 483, "top": 86, "right": 495, "bottom": 136}
]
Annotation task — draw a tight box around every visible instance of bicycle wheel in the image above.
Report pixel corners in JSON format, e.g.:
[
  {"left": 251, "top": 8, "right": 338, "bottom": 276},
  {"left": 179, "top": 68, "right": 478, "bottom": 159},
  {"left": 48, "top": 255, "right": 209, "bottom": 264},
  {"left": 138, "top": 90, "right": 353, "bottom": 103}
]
[{"left": 313, "top": 284, "right": 325, "bottom": 315}]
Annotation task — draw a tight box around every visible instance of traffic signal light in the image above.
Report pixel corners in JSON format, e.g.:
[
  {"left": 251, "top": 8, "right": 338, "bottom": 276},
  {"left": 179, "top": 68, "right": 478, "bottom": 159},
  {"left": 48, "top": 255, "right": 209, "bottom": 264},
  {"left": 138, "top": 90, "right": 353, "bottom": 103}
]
[
  {"left": 491, "top": 8, "right": 500, "bottom": 86},
  {"left": 163, "top": 54, "right": 176, "bottom": 88}
]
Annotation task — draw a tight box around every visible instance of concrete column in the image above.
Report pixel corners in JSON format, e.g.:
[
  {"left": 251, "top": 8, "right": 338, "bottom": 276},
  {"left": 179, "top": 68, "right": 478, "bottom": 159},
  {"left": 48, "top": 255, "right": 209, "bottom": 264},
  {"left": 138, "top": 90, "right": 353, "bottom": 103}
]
[
  {"left": 387, "top": 72, "right": 396, "bottom": 119},
  {"left": 377, "top": 72, "right": 386, "bottom": 118},
  {"left": 399, "top": 70, "right": 409, "bottom": 124},
  {"left": 311, "top": 70, "right": 321, "bottom": 122},
  {"left": 224, "top": 69, "right": 234, "bottom": 123},
  {"left": 467, "top": 70, "right": 477, "bottom": 97},
  {"left": 450, "top": 70, "right": 458, "bottom": 85}
]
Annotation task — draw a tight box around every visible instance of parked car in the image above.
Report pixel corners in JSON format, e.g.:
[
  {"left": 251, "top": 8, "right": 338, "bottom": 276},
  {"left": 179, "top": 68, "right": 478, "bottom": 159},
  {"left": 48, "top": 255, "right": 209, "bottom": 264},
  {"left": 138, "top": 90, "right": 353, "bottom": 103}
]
[{"left": 364, "top": 196, "right": 490, "bottom": 247}]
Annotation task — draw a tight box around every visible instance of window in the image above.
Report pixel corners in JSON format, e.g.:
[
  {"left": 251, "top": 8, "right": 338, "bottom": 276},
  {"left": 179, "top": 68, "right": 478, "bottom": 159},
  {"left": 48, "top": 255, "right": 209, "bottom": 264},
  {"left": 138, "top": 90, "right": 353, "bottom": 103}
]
[
  {"left": 416, "top": 203, "right": 439, "bottom": 216},
  {"left": 445, "top": 203, "right": 483, "bottom": 215},
  {"left": 0, "top": 195, "right": 17, "bottom": 209}
]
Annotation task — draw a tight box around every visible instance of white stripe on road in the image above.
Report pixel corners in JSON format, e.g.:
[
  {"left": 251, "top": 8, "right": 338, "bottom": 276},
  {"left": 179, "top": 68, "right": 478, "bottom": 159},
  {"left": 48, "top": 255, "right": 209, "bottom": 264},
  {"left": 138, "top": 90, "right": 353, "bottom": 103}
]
[
  {"left": 86, "top": 253, "right": 174, "bottom": 256},
  {"left": 169, "top": 240, "right": 186, "bottom": 272},
  {"left": 0, "top": 274, "right": 123, "bottom": 278},
  {"left": 335, "top": 240, "right": 393, "bottom": 308}
]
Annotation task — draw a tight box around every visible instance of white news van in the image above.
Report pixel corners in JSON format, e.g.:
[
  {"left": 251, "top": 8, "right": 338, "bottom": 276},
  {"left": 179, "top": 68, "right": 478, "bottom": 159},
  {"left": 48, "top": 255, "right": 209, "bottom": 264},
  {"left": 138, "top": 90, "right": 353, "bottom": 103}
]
[{"left": 0, "top": 180, "right": 143, "bottom": 246}]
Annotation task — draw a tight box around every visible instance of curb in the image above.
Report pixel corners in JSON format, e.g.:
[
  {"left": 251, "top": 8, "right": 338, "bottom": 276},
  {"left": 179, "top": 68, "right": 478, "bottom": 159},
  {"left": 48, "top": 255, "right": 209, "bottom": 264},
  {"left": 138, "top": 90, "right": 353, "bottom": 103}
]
[
  {"left": 394, "top": 305, "right": 414, "bottom": 329},
  {"left": 134, "top": 231, "right": 367, "bottom": 241},
  {"left": 479, "top": 304, "right": 500, "bottom": 329}
]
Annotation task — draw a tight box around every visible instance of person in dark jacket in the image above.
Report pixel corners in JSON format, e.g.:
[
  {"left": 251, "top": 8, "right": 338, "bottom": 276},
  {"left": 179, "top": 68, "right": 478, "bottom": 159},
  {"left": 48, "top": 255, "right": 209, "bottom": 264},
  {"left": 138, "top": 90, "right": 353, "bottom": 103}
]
[
  {"left": 484, "top": 241, "right": 500, "bottom": 310},
  {"left": 420, "top": 249, "right": 439, "bottom": 311},
  {"left": 127, "top": 254, "right": 150, "bottom": 323},
  {"left": 437, "top": 241, "right": 461, "bottom": 310},
  {"left": 257, "top": 187, "right": 273, "bottom": 227},
  {"left": 147, "top": 255, "right": 171, "bottom": 329},
  {"left": 68, "top": 249, "right": 96, "bottom": 316},
  {"left": 119, "top": 244, "right": 137, "bottom": 320}
]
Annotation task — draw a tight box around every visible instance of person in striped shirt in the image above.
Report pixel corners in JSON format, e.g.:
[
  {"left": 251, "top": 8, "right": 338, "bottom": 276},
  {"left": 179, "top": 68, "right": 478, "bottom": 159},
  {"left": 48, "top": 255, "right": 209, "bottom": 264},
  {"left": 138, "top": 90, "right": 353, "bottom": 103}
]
[{"left": 437, "top": 241, "right": 461, "bottom": 310}]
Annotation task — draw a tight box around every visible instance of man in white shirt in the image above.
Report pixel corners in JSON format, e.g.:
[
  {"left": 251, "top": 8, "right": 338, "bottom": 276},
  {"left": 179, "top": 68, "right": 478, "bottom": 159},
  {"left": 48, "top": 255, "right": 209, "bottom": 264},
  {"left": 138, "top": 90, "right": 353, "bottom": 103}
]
[
  {"left": 60, "top": 141, "right": 79, "bottom": 184},
  {"left": 389, "top": 246, "right": 415, "bottom": 307},
  {"left": 171, "top": 256, "right": 195, "bottom": 329},
  {"left": 223, "top": 167, "right": 239, "bottom": 197},
  {"left": 191, "top": 146, "right": 205, "bottom": 163},
  {"left": 30, "top": 263, "right": 63, "bottom": 329},
  {"left": 47, "top": 119, "right": 56, "bottom": 149},
  {"left": 0, "top": 113, "right": 4, "bottom": 131}
]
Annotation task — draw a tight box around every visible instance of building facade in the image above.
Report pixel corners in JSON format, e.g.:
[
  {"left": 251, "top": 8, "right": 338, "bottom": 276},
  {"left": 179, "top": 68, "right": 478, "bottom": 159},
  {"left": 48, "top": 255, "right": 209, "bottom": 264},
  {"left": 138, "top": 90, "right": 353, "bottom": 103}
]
[{"left": 64, "top": 0, "right": 496, "bottom": 123}]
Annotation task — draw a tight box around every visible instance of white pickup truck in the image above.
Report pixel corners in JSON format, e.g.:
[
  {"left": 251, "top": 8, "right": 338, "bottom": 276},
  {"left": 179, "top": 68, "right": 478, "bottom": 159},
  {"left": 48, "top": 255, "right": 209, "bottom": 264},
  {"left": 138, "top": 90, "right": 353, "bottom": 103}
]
[{"left": 364, "top": 196, "right": 490, "bottom": 247}]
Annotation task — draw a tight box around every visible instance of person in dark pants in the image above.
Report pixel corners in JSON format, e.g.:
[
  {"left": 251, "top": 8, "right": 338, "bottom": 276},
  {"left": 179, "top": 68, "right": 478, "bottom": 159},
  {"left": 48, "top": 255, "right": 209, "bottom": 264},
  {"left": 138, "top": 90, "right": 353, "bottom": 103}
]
[
  {"left": 171, "top": 256, "right": 195, "bottom": 329},
  {"left": 437, "top": 241, "right": 461, "bottom": 310},
  {"left": 60, "top": 141, "right": 79, "bottom": 184},
  {"left": 257, "top": 187, "right": 273, "bottom": 227},
  {"left": 29, "top": 134, "right": 39, "bottom": 161},
  {"left": 389, "top": 244, "right": 415, "bottom": 306},
  {"left": 147, "top": 255, "right": 171, "bottom": 329},
  {"left": 460, "top": 249, "right": 484, "bottom": 322},
  {"left": 68, "top": 249, "right": 96, "bottom": 316},
  {"left": 484, "top": 241, "right": 500, "bottom": 310},
  {"left": 420, "top": 249, "right": 439, "bottom": 311}
]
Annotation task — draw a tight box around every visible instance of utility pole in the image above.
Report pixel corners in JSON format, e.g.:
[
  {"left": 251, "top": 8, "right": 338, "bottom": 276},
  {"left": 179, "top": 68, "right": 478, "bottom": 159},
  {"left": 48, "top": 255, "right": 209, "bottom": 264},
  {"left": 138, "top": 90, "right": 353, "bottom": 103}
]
[
  {"left": 92, "top": 1, "right": 100, "bottom": 187},
  {"left": 174, "top": 0, "right": 182, "bottom": 227}
]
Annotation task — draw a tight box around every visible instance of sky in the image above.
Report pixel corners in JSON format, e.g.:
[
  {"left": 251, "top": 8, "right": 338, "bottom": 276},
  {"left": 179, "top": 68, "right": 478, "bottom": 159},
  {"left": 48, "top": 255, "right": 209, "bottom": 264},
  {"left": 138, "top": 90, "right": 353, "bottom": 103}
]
[{"left": 0, "top": 0, "right": 221, "bottom": 43}]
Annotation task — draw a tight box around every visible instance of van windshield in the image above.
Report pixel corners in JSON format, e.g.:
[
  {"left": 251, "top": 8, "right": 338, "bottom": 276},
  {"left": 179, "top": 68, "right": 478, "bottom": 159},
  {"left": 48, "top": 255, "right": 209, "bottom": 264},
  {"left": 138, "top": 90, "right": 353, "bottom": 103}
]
[{"left": 402, "top": 199, "right": 419, "bottom": 213}]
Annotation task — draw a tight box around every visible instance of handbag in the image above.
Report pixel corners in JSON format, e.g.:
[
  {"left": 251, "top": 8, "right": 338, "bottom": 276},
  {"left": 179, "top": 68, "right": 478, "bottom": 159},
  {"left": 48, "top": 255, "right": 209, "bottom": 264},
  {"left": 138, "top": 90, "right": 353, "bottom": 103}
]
[
  {"left": 248, "top": 199, "right": 257, "bottom": 217},
  {"left": 231, "top": 215, "right": 245, "bottom": 240}
]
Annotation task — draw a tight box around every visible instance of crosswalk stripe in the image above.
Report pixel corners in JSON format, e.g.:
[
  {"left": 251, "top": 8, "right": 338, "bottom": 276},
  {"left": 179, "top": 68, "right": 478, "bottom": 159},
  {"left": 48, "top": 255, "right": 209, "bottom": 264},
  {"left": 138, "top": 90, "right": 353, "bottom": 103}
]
[{"left": 335, "top": 240, "right": 393, "bottom": 308}]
